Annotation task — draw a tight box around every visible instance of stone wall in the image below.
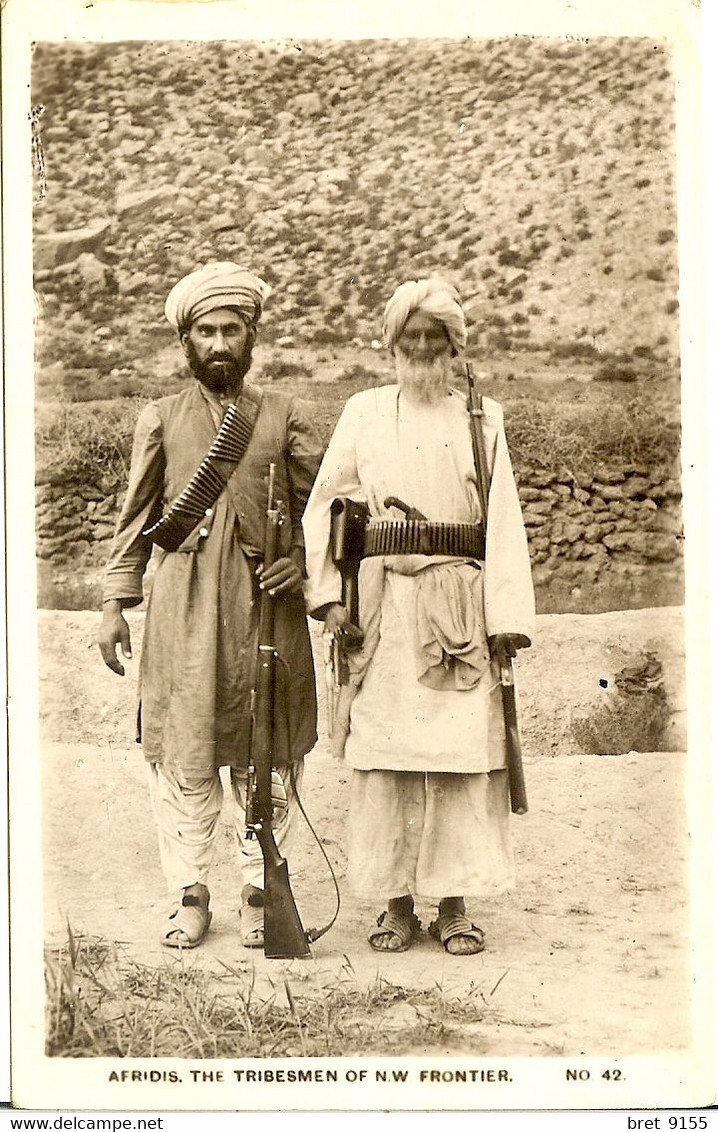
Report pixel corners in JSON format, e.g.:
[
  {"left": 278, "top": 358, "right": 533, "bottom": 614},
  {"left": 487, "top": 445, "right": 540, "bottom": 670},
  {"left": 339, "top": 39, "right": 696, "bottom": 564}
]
[
  {"left": 36, "top": 474, "right": 118, "bottom": 566},
  {"left": 35, "top": 460, "right": 684, "bottom": 612},
  {"left": 515, "top": 461, "right": 683, "bottom": 607}
]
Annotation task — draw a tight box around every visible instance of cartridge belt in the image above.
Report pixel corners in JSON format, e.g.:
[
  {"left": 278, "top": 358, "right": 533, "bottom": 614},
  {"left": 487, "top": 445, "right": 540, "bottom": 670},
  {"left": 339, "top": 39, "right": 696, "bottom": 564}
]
[
  {"left": 142, "top": 397, "right": 260, "bottom": 552},
  {"left": 362, "top": 520, "right": 485, "bottom": 560}
]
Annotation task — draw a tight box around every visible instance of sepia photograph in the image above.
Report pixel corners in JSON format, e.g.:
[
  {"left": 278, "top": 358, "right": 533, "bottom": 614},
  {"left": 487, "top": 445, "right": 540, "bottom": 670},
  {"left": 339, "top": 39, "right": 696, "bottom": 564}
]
[{"left": 3, "top": 0, "right": 711, "bottom": 1115}]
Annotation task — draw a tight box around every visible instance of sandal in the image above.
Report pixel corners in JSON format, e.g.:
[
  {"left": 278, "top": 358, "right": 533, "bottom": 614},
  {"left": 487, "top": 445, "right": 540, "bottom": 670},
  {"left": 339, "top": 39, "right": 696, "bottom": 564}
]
[
  {"left": 161, "top": 890, "right": 212, "bottom": 950},
  {"left": 368, "top": 909, "right": 422, "bottom": 953},
  {"left": 239, "top": 901, "right": 264, "bottom": 949},
  {"left": 428, "top": 912, "right": 485, "bottom": 955}
]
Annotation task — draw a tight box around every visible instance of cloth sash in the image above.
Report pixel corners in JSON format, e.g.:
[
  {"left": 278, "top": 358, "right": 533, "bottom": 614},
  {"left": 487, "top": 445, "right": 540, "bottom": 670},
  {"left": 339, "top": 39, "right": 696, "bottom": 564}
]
[{"left": 330, "top": 556, "right": 490, "bottom": 759}]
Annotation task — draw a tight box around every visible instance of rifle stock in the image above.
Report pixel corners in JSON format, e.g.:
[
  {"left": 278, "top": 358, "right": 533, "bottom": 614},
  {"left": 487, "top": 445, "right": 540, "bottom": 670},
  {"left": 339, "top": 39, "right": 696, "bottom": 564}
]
[
  {"left": 499, "top": 661, "right": 528, "bottom": 816},
  {"left": 246, "top": 464, "right": 310, "bottom": 958}
]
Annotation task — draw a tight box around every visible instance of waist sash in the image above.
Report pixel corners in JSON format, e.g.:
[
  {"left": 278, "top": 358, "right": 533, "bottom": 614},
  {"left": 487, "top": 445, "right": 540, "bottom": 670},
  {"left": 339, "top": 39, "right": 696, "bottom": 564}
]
[
  {"left": 142, "top": 397, "right": 260, "bottom": 552},
  {"left": 363, "top": 520, "right": 485, "bottom": 560}
]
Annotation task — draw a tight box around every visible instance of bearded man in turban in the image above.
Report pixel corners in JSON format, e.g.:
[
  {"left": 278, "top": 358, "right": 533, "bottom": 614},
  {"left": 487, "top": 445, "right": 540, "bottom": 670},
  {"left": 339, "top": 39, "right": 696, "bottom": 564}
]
[
  {"left": 99, "top": 263, "right": 323, "bottom": 949},
  {"left": 303, "top": 277, "right": 535, "bottom": 955}
]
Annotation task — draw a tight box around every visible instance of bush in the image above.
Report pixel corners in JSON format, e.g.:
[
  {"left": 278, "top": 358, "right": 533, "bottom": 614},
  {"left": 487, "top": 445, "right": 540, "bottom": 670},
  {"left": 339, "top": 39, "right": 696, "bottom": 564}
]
[
  {"left": 337, "top": 362, "right": 382, "bottom": 384},
  {"left": 36, "top": 399, "right": 143, "bottom": 484},
  {"left": 505, "top": 394, "right": 680, "bottom": 472},
  {"left": 262, "top": 358, "right": 312, "bottom": 380},
  {"left": 571, "top": 652, "right": 671, "bottom": 754},
  {"left": 551, "top": 341, "right": 601, "bottom": 361},
  {"left": 595, "top": 363, "right": 638, "bottom": 383}
]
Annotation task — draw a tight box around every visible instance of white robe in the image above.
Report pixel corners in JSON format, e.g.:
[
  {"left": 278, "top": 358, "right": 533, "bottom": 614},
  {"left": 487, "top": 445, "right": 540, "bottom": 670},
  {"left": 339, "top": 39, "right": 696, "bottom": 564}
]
[{"left": 302, "top": 385, "right": 535, "bottom": 775}]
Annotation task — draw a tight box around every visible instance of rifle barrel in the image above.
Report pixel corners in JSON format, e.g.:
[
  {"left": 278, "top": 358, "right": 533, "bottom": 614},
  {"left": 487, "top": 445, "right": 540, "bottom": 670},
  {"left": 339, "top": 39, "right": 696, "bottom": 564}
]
[
  {"left": 465, "top": 363, "right": 529, "bottom": 816},
  {"left": 246, "top": 462, "right": 311, "bottom": 957}
]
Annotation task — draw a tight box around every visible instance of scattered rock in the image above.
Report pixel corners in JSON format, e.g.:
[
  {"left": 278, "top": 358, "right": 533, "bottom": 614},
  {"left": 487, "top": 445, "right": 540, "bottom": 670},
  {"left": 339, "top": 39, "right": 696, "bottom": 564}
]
[
  {"left": 118, "top": 138, "right": 145, "bottom": 158},
  {"left": 35, "top": 221, "right": 113, "bottom": 271},
  {"left": 118, "top": 272, "right": 150, "bottom": 296},
  {"left": 288, "top": 91, "right": 323, "bottom": 115},
  {"left": 116, "top": 186, "right": 177, "bottom": 222},
  {"left": 76, "top": 252, "right": 111, "bottom": 294}
]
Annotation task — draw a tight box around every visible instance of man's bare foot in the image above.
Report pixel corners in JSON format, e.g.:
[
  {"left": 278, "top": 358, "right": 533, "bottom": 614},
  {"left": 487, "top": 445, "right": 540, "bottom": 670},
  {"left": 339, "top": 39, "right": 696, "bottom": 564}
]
[
  {"left": 162, "top": 882, "right": 211, "bottom": 949},
  {"left": 368, "top": 894, "right": 421, "bottom": 952},
  {"left": 240, "top": 883, "right": 264, "bottom": 948},
  {"left": 429, "top": 896, "right": 485, "bottom": 956}
]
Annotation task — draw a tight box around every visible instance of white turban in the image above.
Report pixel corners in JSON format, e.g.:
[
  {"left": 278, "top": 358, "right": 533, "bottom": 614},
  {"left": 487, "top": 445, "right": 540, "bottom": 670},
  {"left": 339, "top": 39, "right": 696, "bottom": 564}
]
[
  {"left": 164, "top": 261, "right": 272, "bottom": 332},
  {"left": 382, "top": 277, "right": 467, "bottom": 356}
]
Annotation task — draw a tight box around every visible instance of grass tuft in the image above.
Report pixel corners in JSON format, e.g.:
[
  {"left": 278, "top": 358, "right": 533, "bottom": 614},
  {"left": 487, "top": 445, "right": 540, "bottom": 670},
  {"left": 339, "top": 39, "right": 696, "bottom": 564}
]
[{"left": 45, "top": 931, "right": 495, "bottom": 1058}]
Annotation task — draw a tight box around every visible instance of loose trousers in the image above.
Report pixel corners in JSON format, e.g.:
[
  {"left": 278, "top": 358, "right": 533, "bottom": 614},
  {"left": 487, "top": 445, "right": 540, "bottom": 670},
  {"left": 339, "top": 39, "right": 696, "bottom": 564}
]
[
  {"left": 147, "top": 760, "right": 304, "bottom": 895},
  {"left": 348, "top": 767, "right": 515, "bottom": 902}
]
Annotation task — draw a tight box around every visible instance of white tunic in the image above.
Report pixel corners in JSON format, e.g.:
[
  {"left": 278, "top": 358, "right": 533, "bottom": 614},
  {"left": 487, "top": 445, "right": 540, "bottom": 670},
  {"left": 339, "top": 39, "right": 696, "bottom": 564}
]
[{"left": 302, "top": 385, "right": 535, "bottom": 775}]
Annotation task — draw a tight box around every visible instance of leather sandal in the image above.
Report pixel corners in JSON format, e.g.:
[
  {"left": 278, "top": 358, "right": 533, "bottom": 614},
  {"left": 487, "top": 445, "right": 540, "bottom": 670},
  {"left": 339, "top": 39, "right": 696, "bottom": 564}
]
[
  {"left": 161, "top": 889, "right": 212, "bottom": 949},
  {"left": 239, "top": 901, "right": 264, "bottom": 949},
  {"left": 428, "top": 912, "right": 485, "bottom": 955},
  {"left": 368, "top": 909, "right": 422, "bottom": 952}
]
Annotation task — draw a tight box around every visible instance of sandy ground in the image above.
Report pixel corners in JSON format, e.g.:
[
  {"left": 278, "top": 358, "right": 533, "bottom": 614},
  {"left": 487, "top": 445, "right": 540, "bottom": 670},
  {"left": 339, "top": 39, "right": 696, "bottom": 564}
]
[{"left": 38, "top": 609, "right": 694, "bottom": 1057}]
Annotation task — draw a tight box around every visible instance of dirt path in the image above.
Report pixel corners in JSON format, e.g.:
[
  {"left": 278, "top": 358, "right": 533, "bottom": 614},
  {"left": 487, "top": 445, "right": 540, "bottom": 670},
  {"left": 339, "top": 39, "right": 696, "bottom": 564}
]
[{"left": 38, "top": 609, "right": 692, "bottom": 1058}]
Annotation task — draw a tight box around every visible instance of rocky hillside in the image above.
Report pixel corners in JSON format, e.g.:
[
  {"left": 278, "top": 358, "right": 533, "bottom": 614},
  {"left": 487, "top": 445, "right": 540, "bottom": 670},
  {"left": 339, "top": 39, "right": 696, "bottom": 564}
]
[{"left": 32, "top": 37, "right": 679, "bottom": 397}]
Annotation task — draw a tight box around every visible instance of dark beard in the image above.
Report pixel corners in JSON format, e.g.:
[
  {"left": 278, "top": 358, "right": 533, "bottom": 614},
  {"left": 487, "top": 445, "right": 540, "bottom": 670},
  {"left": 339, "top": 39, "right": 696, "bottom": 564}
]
[{"left": 185, "top": 341, "right": 252, "bottom": 395}]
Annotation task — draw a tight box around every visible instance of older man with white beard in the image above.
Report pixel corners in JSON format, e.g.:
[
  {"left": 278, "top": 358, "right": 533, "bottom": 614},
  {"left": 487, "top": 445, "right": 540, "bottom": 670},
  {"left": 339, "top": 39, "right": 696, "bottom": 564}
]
[{"left": 302, "top": 277, "right": 535, "bottom": 956}]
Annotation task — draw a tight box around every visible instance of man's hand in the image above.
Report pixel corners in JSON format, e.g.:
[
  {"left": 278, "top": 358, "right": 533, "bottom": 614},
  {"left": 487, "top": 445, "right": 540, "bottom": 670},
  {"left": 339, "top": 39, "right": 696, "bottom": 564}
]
[
  {"left": 489, "top": 632, "right": 530, "bottom": 669},
  {"left": 257, "top": 553, "right": 304, "bottom": 595},
  {"left": 323, "top": 602, "right": 364, "bottom": 649},
  {"left": 98, "top": 601, "right": 132, "bottom": 676}
]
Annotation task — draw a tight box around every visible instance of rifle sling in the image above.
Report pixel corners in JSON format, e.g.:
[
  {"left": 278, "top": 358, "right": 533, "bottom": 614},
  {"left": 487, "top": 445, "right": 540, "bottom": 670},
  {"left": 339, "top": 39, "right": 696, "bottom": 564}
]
[{"left": 142, "top": 394, "right": 261, "bottom": 552}]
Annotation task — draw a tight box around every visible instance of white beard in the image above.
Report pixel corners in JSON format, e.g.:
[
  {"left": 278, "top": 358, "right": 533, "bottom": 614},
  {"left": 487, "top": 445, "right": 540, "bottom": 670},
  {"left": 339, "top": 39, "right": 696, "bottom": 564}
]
[{"left": 395, "top": 351, "right": 454, "bottom": 404}]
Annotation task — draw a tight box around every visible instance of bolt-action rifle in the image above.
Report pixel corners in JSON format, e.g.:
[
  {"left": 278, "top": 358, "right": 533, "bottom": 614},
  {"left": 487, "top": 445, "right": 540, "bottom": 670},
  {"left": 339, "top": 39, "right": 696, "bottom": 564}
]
[
  {"left": 466, "top": 363, "right": 529, "bottom": 816},
  {"left": 245, "top": 464, "right": 311, "bottom": 958}
]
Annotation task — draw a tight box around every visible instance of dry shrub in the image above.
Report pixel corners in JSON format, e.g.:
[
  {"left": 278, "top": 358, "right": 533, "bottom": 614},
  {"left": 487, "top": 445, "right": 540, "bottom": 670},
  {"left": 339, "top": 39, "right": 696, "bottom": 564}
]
[
  {"left": 36, "top": 399, "right": 144, "bottom": 484},
  {"left": 571, "top": 652, "right": 671, "bottom": 755},
  {"left": 505, "top": 395, "right": 680, "bottom": 473}
]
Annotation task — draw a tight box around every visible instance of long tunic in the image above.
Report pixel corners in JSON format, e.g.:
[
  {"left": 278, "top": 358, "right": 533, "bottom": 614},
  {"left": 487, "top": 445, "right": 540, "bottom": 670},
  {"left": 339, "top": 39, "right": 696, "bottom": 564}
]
[
  {"left": 302, "top": 384, "right": 535, "bottom": 774},
  {"left": 103, "top": 380, "right": 323, "bottom": 779}
]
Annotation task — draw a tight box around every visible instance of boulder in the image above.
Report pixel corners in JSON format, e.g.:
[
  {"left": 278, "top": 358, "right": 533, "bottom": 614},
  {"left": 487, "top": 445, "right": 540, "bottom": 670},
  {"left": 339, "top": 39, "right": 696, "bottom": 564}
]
[
  {"left": 118, "top": 272, "right": 150, "bottom": 296},
  {"left": 116, "top": 186, "right": 177, "bottom": 222},
  {"left": 517, "top": 606, "right": 687, "bottom": 752},
  {"left": 34, "top": 221, "right": 113, "bottom": 271},
  {"left": 288, "top": 92, "right": 323, "bottom": 116},
  {"left": 76, "top": 253, "right": 111, "bottom": 293},
  {"left": 316, "top": 166, "right": 351, "bottom": 187},
  {"left": 118, "top": 138, "right": 145, "bottom": 158}
]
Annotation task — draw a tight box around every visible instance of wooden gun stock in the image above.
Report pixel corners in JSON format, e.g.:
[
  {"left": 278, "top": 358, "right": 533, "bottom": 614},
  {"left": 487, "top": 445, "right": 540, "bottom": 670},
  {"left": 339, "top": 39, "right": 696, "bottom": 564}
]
[{"left": 499, "top": 659, "right": 528, "bottom": 816}]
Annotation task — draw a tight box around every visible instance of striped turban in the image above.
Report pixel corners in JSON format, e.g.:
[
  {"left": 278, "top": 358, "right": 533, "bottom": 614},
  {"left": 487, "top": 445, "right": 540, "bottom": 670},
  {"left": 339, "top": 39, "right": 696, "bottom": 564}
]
[
  {"left": 382, "top": 277, "right": 467, "bottom": 356},
  {"left": 164, "top": 262, "right": 272, "bottom": 333}
]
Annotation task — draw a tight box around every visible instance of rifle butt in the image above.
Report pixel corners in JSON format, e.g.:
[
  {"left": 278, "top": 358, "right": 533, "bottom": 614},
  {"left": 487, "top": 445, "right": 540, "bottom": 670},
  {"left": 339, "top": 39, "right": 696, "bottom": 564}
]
[
  {"left": 500, "top": 675, "right": 529, "bottom": 816},
  {"left": 263, "top": 857, "right": 311, "bottom": 959}
]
